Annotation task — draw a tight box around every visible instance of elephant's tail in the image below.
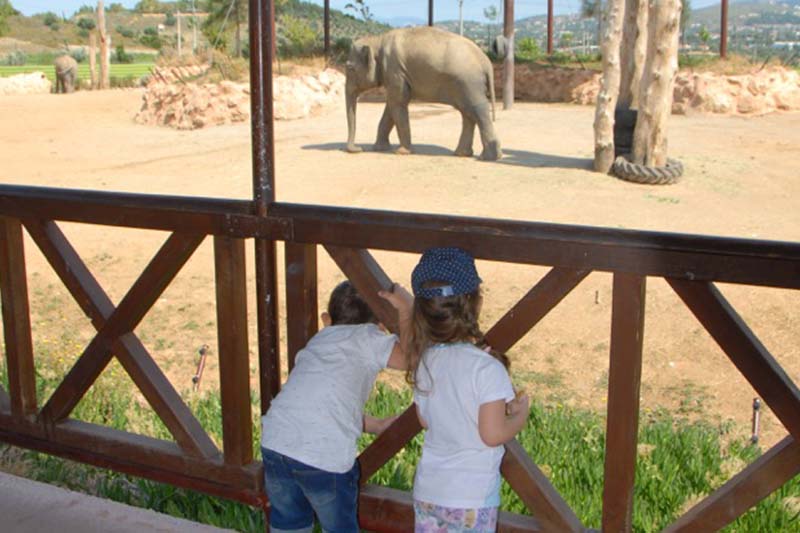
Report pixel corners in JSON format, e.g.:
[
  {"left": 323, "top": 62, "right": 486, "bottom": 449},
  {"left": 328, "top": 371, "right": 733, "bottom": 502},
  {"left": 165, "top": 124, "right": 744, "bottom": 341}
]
[{"left": 487, "top": 66, "right": 496, "bottom": 122}]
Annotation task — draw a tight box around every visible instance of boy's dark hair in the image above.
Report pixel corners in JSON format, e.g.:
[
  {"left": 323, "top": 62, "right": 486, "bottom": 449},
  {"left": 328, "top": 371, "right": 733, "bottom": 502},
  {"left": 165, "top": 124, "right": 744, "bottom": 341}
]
[{"left": 328, "top": 281, "right": 378, "bottom": 325}]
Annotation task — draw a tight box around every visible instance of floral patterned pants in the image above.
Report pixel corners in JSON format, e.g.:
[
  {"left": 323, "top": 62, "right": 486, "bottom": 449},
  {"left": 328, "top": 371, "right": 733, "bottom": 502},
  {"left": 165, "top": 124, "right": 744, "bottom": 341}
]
[{"left": 413, "top": 500, "right": 498, "bottom": 533}]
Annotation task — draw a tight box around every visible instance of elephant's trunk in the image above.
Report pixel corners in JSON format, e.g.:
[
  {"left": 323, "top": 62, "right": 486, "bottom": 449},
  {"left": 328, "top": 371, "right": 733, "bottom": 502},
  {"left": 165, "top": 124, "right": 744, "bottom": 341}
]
[{"left": 345, "top": 84, "right": 362, "bottom": 153}]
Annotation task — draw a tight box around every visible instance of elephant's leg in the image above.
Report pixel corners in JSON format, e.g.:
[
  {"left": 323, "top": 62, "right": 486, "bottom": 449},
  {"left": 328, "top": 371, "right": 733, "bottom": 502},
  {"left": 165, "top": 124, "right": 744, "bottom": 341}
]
[
  {"left": 454, "top": 111, "right": 475, "bottom": 157},
  {"left": 373, "top": 105, "right": 394, "bottom": 152},
  {"left": 387, "top": 85, "right": 412, "bottom": 155},
  {"left": 475, "top": 102, "right": 502, "bottom": 161}
]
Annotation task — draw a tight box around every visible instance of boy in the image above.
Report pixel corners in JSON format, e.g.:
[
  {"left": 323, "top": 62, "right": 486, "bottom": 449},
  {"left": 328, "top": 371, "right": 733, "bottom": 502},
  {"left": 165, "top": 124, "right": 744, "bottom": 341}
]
[{"left": 261, "top": 280, "right": 410, "bottom": 533}]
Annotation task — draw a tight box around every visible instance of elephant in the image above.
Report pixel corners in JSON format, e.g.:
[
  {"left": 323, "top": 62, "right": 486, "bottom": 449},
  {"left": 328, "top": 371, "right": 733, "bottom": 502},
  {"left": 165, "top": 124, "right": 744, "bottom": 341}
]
[
  {"left": 345, "top": 26, "right": 501, "bottom": 161},
  {"left": 54, "top": 55, "right": 78, "bottom": 94}
]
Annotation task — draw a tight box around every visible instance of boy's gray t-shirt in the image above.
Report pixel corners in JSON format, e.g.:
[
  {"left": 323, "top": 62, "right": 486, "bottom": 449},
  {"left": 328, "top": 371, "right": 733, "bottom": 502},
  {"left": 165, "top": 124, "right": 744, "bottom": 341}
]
[{"left": 261, "top": 323, "right": 396, "bottom": 473}]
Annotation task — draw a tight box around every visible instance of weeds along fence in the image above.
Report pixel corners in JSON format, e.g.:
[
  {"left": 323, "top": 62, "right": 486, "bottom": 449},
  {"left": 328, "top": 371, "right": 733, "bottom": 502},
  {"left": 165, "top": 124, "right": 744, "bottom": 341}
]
[{"left": 0, "top": 184, "right": 799, "bottom": 532}]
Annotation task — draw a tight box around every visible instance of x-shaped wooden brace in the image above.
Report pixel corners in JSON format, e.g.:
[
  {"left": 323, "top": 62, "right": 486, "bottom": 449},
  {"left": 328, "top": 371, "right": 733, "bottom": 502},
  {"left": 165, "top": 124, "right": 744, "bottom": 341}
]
[
  {"left": 324, "top": 244, "right": 588, "bottom": 532},
  {"left": 25, "top": 219, "right": 219, "bottom": 459},
  {"left": 661, "top": 279, "right": 800, "bottom": 530}
]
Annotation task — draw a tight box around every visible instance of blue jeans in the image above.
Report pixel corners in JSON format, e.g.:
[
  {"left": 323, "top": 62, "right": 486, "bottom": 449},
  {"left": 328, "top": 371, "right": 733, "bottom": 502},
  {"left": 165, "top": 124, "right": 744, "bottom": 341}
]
[{"left": 262, "top": 447, "right": 360, "bottom": 533}]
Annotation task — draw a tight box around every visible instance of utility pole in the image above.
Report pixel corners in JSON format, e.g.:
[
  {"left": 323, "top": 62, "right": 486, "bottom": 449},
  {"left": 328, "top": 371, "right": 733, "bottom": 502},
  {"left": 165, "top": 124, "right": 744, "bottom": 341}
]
[
  {"left": 177, "top": 9, "right": 182, "bottom": 56},
  {"left": 192, "top": 0, "right": 198, "bottom": 54},
  {"left": 459, "top": 0, "right": 464, "bottom": 36}
]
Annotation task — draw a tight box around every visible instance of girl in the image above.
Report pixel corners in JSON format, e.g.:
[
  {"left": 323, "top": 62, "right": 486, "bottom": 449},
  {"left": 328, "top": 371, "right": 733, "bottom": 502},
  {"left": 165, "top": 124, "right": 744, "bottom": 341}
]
[{"left": 386, "top": 247, "right": 530, "bottom": 532}]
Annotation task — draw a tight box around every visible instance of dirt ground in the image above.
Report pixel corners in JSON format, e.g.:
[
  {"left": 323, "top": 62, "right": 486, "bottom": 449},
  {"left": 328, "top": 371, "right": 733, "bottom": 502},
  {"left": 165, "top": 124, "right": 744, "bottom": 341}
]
[{"left": 1, "top": 89, "right": 798, "bottom": 452}]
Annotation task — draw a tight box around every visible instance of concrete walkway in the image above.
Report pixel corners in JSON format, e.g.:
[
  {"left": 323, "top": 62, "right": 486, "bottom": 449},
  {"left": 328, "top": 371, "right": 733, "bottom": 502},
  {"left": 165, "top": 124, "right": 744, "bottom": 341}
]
[{"left": 0, "top": 471, "right": 237, "bottom": 533}]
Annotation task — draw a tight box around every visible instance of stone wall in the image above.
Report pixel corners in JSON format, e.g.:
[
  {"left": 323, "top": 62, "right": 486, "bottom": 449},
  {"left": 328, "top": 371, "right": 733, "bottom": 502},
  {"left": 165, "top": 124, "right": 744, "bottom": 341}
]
[{"left": 495, "top": 64, "right": 800, "bottom": 115}]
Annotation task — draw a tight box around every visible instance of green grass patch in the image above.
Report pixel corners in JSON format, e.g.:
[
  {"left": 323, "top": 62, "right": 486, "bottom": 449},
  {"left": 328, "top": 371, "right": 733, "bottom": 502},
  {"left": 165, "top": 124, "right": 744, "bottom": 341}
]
[
  {"left": 1, "top": 354, "right": 798, "bottom": 531},
  {"left": 0, "top": 63, "right": 154, "bottom": 82}
]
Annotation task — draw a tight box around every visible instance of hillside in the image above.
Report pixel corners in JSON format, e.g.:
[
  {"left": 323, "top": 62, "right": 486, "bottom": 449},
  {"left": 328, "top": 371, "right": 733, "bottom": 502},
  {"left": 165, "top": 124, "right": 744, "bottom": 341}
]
[{"left": 0, "top": 1, "right": 388, "bottom": 58}]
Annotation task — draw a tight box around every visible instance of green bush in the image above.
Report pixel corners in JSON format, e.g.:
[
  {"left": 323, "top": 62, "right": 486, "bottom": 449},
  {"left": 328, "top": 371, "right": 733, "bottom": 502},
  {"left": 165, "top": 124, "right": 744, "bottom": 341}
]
[
  {"left": 140, "top": 27, "right": 162, "bottom": 49},
  {"left": 42, "top": 12, "right": 59, "bottom": 28},
  {"left": 164, "top": 11, "right": 176, "bottom": 27},
  {"left": 76, "top": 17, "right": 95, "bottom": 31},
  {"left": 2, "top": 49, "right": 26, "bottom": 66},
  {"left": 70, "top": 48, "right": 88, "bottom": 63},
  {"left": 112, "top": 44, "right": 134, "bottom": 64},
  {"left": 280, "top": 15, "right": 317, "bottom": 57},
  {"left": 517, "top": 37, "right": 542, "bottom": 62},
  {"left": 116, "top": 25, "right": 136, "bottom": 39},
  {"left": 548, "top": 51, "right": 573, "bottom": 64}
]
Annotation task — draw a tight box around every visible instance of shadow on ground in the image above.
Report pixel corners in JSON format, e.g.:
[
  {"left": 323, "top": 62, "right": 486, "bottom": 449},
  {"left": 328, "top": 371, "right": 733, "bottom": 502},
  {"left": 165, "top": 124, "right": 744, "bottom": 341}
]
[
  {"left": 302, "top": 142, "right": 452, "bottom": 157},
  {"left": 498, "top": 148, "right": 593, "bottom": 170},
  {"left": 303, "top": 143, "right": 593, "bottom": 171}
]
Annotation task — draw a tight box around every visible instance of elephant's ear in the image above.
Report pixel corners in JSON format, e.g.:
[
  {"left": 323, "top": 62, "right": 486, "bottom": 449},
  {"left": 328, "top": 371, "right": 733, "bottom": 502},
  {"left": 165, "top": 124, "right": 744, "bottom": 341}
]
[{"left": 361, "top": 44, "right": 377, "bottom": 84}]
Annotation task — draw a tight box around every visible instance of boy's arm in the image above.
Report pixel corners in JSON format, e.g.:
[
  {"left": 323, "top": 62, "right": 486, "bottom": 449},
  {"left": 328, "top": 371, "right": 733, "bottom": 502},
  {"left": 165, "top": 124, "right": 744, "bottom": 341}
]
[
  {"left": 477, "top": 394, "right": 530, "bottom": 447},
  {"left": 378, "top": 283, "right": 414, "bottom": 371}
]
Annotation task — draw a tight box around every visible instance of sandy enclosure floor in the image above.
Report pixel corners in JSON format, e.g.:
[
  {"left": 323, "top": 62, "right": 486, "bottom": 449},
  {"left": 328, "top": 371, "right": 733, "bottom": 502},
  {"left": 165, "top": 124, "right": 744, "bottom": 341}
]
[{"left": 0, "top": 89, "right": 799, "bottom": 450}]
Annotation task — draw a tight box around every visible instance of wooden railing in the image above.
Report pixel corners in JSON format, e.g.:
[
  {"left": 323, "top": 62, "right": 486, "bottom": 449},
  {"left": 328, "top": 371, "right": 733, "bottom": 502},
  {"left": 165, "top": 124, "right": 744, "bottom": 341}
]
[{"left": 0, "top": 184, "right": 798, "bottom": 531}]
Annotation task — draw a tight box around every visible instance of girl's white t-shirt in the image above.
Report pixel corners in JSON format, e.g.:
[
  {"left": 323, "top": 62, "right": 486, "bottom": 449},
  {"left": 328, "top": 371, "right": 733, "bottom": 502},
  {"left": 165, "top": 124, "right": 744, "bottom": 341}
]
[
  {"left": 413, "top": 343, "right": 516, "bottom": 509},
  {"left": 261, "top": 323, "right": 396, "bottom": 473}
]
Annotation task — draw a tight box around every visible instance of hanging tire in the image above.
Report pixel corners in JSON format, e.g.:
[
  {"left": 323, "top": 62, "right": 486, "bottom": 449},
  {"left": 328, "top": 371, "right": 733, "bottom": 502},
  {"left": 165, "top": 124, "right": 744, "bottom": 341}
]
[{"left": 612, "top": 154, "right": 684, "bottom": 185}]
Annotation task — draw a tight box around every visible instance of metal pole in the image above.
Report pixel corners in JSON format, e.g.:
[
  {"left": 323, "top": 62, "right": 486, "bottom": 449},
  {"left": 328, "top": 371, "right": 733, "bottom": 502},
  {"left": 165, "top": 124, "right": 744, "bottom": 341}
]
[
  {"left": 428, "top": 0, "right": 434, "bottom": 26},
  {"left": 502, "top": 0, "right": 514, "bottom": 110},
  {"left": 248, "top": 0, "right": 281, "bottom": 415},
  {"left": 547, "top": 0, "right": 554, "bottom": 55},
  {"left": 720, "top": 0, "right": 728, "bottom": 58},
  {"left": 324, "top": 0, "right": 330, "bottom": 58}
]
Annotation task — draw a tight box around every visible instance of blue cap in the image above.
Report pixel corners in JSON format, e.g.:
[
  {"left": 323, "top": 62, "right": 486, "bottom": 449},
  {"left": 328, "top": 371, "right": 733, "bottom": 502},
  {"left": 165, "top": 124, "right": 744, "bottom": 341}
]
[{"left": 412, "top": 247, "right": 481, "bottom": 299}]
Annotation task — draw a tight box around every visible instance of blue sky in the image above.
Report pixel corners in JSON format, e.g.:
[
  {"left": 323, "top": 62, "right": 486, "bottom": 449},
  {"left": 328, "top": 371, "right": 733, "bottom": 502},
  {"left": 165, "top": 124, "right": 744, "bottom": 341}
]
[{"left": 13, "top": 0, "right": 723, "bottom": 22}]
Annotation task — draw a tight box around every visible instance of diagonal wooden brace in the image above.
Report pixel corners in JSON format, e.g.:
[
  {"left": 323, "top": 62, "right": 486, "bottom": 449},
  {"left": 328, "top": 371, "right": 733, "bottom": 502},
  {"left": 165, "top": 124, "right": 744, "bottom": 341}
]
[
  {"left": 38, "top": 230, "right": 205, "bottom": 431},
  {"left": 668, "top": 279, "right": 800, "bottom": 442},
  {"left": 25, "top": 220, "right": 218, "bottom": 457},
  {"left": 358, "top": 405, "right": 422, "bottom": 484},
  {"left": 502, "top": 439, "right": 584, "bottom": 531},
  {"left": 486, "top": 267, "right": 590, "bottom": 353},
  {"left": 324, "top": 245, "right": 399, "bottom": 333},
  {"left": 663, "top": 435, "right": 800, "bottom": 532}
]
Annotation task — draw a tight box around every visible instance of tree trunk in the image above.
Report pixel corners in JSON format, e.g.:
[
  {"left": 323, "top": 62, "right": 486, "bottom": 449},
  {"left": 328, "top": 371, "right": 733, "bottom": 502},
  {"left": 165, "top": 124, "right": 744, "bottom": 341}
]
[
  {"left": 632, "top": 0, "right": 681, "bottom": 167},
  {"left": 503, "top": 0, "right": 514, "bottom": 110},
  {"left": 618, "top": 0, "right": 648, "bottom": 109},
  {"left": 97, "top": 0, "right": 109, "bottom": 90},
  {"left": 89, "top": 32, "right": 97, "bottom": 90},
  {"left": 593, "top": 0, "right": 626, "bottom": 172}
]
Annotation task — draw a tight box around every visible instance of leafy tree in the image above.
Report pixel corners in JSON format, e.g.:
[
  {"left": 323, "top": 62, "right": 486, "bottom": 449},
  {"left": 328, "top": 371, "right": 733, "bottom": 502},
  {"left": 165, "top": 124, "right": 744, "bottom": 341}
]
[
  {"left": 136, "top": 0, "right": 166, "bottom": 13},
  {"left": 559, "top": 31, "right": 574, "bottom": 49},
  {"left": 345, "top": 0, "right": 373, "bottom": 22},
  {"left": 517, "top": 37, "right": 541, "bottom": 61},
  {"left": 165, "top": 11, "right": 177, "bottom": 26},
  {"left": 483, "top": 5, "right": 498, "bottom": 49},
  {"left": 140, "top": 26, "right": 162, "bottom": 48},
  {"left": 0, "top": 0, "right": 19, "bottom": 37},
  {"left": 203, "top": 0, "right": 248, "bottom": 57},
  {"left": 76, "top": 5, "right": 95, "bottom": 15},
  {"left": 581, "top": 0, "right": 603, "bottom": 48},
  {"left": 281, "top": 14, "right": 316, "bottom": 56},
  {"left": 108, "top": 3, "right": 126, "bottom": 13},
  {"left": 698, "top": 24, "right": 710, "bottom": 48},
  {"left": 77, "top": 17, "right": 96, "bottom": 31},
  {"left": 113, "top": 44, "right": 134, "bottom": 63},
  {"left": 43, "top": 11, "right": 60, "bottom": 28},
  {"left": 680, "top": 0, "right": 691, "bottom": 45}
]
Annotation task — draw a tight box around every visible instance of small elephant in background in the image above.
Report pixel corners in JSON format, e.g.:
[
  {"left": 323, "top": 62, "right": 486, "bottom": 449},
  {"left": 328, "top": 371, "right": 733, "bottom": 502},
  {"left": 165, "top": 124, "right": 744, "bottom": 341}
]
[
  {"left": 345, "top": 26, "right": 501, "bottom": 161},
  {"left": 54, "top": 55, "right": 78, "bottom": 94}
]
